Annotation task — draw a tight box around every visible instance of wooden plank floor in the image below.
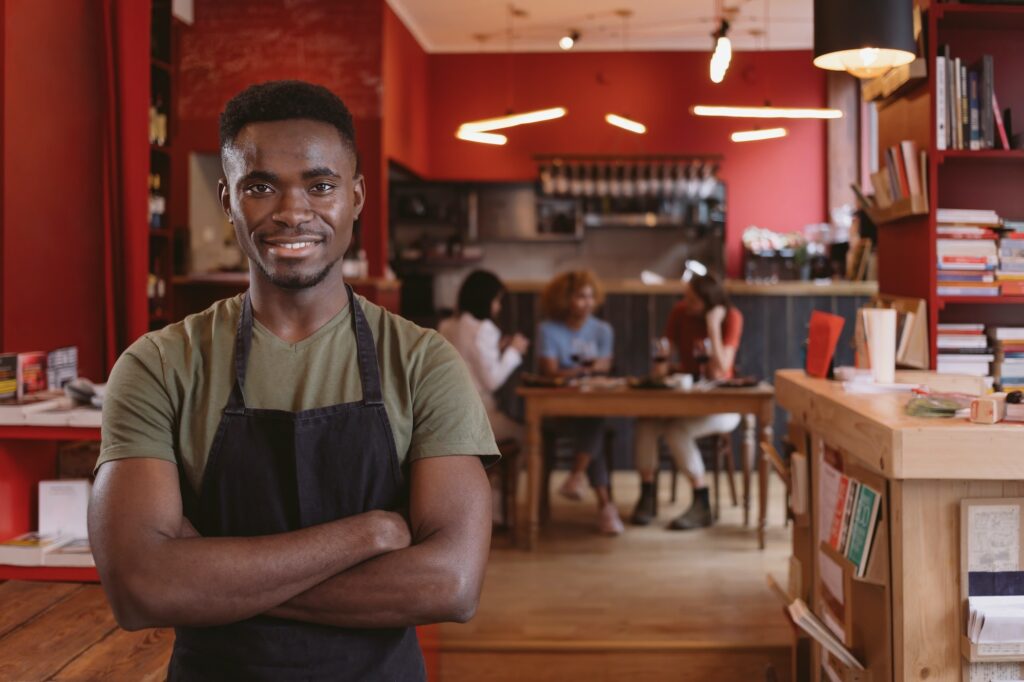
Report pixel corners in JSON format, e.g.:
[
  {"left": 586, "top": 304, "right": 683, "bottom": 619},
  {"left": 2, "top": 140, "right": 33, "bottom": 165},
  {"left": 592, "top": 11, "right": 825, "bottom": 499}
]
[
  {"left": 438, "top": 471, "right": 794, "bottom": 681},
  {"left": 0, "top": 472, "right": 792, "bottom": 681}
]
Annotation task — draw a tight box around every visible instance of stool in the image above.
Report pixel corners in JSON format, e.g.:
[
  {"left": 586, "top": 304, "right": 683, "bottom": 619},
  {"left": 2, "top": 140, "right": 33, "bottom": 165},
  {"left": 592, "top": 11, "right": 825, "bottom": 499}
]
[
  {"left": 490, "top": 438, "right": 522, "bottom": 535},
  {"left": 654, "top": 432, "right": 737, "bottom": 520},
  {"left": 540, "top": 428, "right": 617, "bottom": 523}
]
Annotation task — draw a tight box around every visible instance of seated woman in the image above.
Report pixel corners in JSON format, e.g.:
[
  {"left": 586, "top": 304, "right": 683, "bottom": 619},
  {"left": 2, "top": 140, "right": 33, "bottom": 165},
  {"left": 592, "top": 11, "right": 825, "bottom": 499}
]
[
  {"left": 439, "top": 270, "right": 529, "bottom": 442},
  {"left": 631, "top": 274, "right": 743, "bottom": 530},
  {"left": 537, "top": 270, "right": 623, "bottom": 536}
]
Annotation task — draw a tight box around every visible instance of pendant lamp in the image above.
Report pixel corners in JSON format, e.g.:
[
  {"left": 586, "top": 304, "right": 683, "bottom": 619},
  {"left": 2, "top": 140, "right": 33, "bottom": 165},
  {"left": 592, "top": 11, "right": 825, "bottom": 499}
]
[{"left": 813, "top": 0, "right": 916, "bottom": 79}]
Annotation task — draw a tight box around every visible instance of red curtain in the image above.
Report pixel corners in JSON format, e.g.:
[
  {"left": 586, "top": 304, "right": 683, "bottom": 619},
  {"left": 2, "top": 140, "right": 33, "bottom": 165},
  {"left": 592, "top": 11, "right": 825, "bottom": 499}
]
[{"left": 99, "top": 0, "right": 150, "bottom": 372}]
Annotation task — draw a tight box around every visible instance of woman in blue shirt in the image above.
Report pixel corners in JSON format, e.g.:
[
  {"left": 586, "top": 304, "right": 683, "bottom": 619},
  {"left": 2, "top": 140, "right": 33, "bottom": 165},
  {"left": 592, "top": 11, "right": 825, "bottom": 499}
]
[{"left": 537, "top": 270, "right": 622, "bottom": 535}]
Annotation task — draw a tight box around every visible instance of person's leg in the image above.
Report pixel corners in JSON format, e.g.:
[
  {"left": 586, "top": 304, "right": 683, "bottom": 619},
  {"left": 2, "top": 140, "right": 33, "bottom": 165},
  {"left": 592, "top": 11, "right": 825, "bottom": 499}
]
[
  {"left": 664, "top": 414, "right": 741, "bottom": 530},
  {"left": 630, "top": 419, "right": 665, "bottom": 525},
  {"left": 572, "top": 419, "right": 623, "bottom": 535},
  {"left": 557, "top": 418, "right": 597, "bottom": 501}
]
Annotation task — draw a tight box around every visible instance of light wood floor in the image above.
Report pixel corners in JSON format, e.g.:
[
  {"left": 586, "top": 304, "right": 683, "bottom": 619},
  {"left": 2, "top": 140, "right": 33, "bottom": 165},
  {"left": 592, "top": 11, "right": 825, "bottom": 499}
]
[{"left": 438, "top": 471, "right": 794, "bottom": 681}]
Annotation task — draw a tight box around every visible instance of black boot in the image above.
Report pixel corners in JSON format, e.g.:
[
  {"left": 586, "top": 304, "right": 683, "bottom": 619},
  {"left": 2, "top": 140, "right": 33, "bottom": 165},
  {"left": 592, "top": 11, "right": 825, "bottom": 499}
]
[
  {"left": 631, "top": 482, "right": 657, "bottom": 526},
  {"left": 669, "top": 487, "right": 712, "bottom": 530}
]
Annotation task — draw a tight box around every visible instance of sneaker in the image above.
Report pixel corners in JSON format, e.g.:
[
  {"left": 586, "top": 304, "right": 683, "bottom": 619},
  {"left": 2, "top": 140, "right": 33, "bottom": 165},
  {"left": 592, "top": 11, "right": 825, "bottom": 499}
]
[
  {"left": 598, "top": 503, "right": 625, "bottom": 535},
  {"left": 630, "top": 489, "right": 656, "bottom": 526},
  {"left": 668, "top": 499, "right": 713, "bottom": 531},
  {"left": 557, "top": 472, "right": 587, "bottom": 501}
]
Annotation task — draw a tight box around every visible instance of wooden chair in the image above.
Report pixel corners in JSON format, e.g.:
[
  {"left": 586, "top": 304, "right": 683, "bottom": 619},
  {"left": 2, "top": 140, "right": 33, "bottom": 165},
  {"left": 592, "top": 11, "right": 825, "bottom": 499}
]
[
  {"left": 490, "top": 438, "right": 522, "bottom": 535},
  {"left": 540, "top": 428, "right": 617, "bottom": 523},
  {"left": 654, "top": 432, "right": 738, "bottom": 520}
]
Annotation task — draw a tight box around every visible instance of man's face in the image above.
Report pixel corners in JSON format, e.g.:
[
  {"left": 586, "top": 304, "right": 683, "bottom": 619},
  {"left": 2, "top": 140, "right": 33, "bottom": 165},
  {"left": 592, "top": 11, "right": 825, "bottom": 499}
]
[{"left": 219, "top": 119, "right": 365, "bottom": 290}]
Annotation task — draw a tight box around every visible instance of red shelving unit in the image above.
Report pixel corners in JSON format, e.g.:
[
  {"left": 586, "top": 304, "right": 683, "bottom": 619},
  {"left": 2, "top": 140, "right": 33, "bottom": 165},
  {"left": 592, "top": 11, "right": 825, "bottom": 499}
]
[
  {"left": 876, "top": 2, "right": 1024, "bottom": 368},
  {"left": 0, "top": 566, "right": 98, "bottom": 583}
]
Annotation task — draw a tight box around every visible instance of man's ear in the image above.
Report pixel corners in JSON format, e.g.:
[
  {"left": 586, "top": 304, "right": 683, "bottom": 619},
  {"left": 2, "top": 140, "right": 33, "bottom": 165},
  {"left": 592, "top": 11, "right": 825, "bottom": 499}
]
[
  {"left": 218, "top": 178, "right": 232, "bottom": 223},
  {"left": 352, "top": 174, "right": 366, "bottom": 219}
]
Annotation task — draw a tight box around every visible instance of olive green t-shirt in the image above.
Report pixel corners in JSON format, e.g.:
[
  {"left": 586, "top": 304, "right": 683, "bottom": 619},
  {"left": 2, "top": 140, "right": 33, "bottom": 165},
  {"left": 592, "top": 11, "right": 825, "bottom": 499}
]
[{"left": 98, "top": 293, "right": 499, "bottom": 494}]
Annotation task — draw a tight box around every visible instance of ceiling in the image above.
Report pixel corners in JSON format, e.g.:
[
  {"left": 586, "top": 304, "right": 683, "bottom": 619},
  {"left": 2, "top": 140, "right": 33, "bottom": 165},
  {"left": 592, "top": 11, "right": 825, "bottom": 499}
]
[{"left": 386, "top": 0, "right": 813, "bottom": 53}]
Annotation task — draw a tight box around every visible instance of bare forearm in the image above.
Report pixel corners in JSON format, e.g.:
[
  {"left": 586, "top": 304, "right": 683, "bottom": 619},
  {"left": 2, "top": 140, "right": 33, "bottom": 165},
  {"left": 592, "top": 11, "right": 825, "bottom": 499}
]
[
  {"left": 267, "top": 531, "right": 484, "bottom": 628},
  {"left": 99, "top": 511, "right": 400, "bottom": 629}
]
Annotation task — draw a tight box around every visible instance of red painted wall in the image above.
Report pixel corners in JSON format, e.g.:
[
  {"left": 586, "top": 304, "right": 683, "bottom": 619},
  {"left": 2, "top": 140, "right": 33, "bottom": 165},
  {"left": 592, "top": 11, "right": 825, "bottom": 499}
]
[
  {"left": 176, "top": 0, "right": 388, "bottom": 275},
  {"left": 426, "top": 50, "right": 827, "bottom": 276},
  {"left": 383, "top": 4, "right": 429, "bottom": 177},
  {"left": 2, "top": 0, "right": 107, "bottom": 381}
]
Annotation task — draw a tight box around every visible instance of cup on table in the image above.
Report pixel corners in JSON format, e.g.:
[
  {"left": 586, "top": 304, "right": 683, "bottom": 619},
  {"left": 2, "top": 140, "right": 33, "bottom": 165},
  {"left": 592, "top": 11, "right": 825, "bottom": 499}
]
[
  {"left": 650, "top": 337, "right": 670, "bottom": 378},
  {"left": 862, "top": 308, "right": 896, "bottom": 385},
  {"left": 669, "top": 373, "right": 694, "bottom": 391}
]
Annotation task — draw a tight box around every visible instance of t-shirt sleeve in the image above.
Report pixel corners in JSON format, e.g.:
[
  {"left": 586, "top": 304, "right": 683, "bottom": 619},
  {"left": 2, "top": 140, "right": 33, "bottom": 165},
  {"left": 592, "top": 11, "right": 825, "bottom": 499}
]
[
  {"left": 538, "top": 321, "right": 559, "bottom": 359},
  {"left": 723, "top": 308, "right": 743, "bottom": 349},
  {"left": 597, "top": 320, "right": 614, "bottom": 358},
  {"left": 96, "top": 336, "right": 177, "bottom": 472},
  {"left": 408, "top": 330, "right": 499, "bottom": 466}
]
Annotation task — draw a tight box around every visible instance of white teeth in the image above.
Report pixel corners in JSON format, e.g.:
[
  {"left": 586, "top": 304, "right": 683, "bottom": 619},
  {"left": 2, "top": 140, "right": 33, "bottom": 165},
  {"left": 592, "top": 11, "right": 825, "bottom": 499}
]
[{"left": 279, "top": 242, "right": 314, "bottom": 250}]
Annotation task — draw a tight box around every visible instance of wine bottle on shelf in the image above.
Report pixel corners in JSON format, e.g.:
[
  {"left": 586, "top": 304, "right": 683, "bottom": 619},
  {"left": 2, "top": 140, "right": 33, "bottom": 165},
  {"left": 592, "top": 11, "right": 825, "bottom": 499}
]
[
  {"left": 539, "top": 164, "right": 554, "bottom": 195},
  {"left": 674, "top": 161, "right": 688, "bottom": 198},
  {"left": 553, "top": 163, "right": 569, "bottom": 195},
  {"left": 660, "top": 163, "right": 674, "bottom": 197},
  {"left": 582, "top": 164, "right": 596, "bottom": 198},
  {"left": 608, "top": 163, "right": 622, "bottom": 198},
  {"left": 621, "top": 164, "right": 635, "bottom": 199},
  {"left": 150, "top": 174, "right": 166, "bottom": 229},
  {"left": 636, "top": 163, "right": 649, "bottom": 197},
  {"left": 595, "top": 163, "right": 609, "bottom": 198},
  {"left": 569, "top": 163, "right": 584, "bottom": 196},
  {"left": 686, "top": 160, "right": 702, "bottom": 199}
]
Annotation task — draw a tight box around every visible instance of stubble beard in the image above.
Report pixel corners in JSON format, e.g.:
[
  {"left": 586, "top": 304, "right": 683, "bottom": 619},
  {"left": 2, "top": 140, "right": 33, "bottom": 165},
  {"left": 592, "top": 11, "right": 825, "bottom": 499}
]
[{"left": 256, "top": 256, "right": 340, "bottom": 290}]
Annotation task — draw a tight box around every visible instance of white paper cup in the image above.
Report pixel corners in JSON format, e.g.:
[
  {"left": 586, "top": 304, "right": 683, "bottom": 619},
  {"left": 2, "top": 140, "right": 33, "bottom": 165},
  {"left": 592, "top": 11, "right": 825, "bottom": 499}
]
[
  {"left": 862, "top": 308, "right": 896, "bottom": 385},
  {"left": 671, "top": 373, "right": 694, "bottom": 391}
]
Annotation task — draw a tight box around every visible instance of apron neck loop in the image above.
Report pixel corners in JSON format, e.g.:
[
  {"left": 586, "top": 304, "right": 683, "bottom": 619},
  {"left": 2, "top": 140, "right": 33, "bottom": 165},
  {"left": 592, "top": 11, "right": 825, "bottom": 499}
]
[
  {"left": 347, "top": 284, "right": 384, "bottom": 406},
  {"left": 227, "top": 291, "right": 255, "bottom": 409}
]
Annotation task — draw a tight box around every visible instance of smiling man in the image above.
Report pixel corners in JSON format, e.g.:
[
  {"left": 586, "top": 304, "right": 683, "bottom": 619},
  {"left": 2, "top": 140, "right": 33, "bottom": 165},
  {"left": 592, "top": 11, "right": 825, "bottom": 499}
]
[{"left": 89, "top": 81, "right": 498, "bottom": 681}]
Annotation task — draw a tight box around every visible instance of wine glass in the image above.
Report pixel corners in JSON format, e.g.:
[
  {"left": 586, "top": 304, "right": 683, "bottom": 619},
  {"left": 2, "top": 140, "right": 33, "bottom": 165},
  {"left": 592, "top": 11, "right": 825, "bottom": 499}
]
[
  {"left": 650, "top": 337, "right": 670, "bottom": 378},
  {"left": 693, "top": 338, "right": 712, "bottom": 381},
  {"left": 571, "top": 338, "right": 598, "bottom": 378}
]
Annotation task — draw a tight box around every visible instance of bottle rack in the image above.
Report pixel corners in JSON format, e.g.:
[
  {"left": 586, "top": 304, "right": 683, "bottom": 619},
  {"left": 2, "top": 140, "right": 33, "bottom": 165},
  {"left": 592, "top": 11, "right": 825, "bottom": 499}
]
[{"left": 148, "top": 0, "right": 176, "bottom": 330}]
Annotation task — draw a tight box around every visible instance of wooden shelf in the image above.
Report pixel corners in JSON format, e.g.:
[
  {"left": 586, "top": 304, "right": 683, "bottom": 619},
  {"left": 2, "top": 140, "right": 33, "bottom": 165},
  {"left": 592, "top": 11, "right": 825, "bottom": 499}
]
[
  {"left": 0, "top": 426, "right": 100, "bottom": 441},
  {"left": 0, "top": 565, "right": 99, "bottom": 583},
  {"left": 937, "top": 149, "right": 1024, "bottom": 162},
  {"left": 937, "top": 3, "right": 1024, "bottom": 30},
  {"left": 865, "top": 195, "right": 929, "bottom": 226}
]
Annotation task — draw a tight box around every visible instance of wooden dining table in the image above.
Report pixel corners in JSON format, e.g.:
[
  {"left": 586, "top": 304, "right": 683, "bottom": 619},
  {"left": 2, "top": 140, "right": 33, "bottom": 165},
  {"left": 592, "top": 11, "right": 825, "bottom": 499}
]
[{"left": 516, "top": 382, "right": 776, "bottom": 550}]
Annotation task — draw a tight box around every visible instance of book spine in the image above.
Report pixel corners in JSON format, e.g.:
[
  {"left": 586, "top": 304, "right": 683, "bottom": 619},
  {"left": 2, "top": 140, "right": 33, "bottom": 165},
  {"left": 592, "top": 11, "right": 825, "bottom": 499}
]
[
  {"left": 994, "top": 92, "right": 1010, "bottom": 150},
  {"left": 893, "top": 146, "right": 910, "bottom": 198},
  {"left": 901, "top": 141, "right": 921, "bottom": 196},
  {"left": 981, "top": 55, "right": 994, "bottom": 149},
  {"left": 969, "top": 69, "right": 980, "bottom": 151},
  {"left": 828, "top": 477, "right": 850, "bottom": 550},
  {"left": 838, "top": 481, "right": 860, "bottom": 555},
  {"left": 936, "top": 56, "right": 947, "bottom": 151}
]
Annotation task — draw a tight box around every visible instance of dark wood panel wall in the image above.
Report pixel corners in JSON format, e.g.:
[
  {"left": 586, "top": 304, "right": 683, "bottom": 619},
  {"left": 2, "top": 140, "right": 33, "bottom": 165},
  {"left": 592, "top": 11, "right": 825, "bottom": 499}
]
[{"left": 493, "top": 291, "right": 870, "bottom": 471}]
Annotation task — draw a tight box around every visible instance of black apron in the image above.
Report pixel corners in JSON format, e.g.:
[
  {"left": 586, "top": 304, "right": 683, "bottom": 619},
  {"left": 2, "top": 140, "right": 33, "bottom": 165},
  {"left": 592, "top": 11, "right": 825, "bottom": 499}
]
[{"left": 168, "top": 286, "right": 426, "bottom": 681}]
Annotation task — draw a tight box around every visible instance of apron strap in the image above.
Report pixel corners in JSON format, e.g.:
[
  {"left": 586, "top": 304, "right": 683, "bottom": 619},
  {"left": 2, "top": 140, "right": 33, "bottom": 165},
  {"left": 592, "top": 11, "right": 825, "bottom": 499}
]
[
  {"left": 348, "top": 284, "right": 384, "bottom": 406},
  {"left": 227, "top": 291, "right": 255, "bottom": 410}
]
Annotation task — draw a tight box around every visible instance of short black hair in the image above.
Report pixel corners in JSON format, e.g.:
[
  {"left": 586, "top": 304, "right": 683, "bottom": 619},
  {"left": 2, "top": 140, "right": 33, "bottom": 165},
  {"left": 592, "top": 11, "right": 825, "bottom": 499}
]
[
  {"left": 458, "top": 270, "right": 506, "bottom": 321},
  {"left": 219, "top": 80, "right": 359, "bottom": 171}
]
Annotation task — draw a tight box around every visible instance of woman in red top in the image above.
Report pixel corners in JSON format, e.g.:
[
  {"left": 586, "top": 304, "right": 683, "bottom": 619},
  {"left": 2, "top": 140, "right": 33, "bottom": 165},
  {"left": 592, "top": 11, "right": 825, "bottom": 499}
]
[{"left": 631, "top": 274, "right": 743, "bottom": 530}]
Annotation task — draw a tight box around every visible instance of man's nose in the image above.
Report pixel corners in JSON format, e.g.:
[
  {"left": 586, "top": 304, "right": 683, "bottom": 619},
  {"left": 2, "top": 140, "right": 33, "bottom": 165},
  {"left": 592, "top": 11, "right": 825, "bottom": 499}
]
[{"left": 272, "top": 189, "right": 314, "bottom": 228}]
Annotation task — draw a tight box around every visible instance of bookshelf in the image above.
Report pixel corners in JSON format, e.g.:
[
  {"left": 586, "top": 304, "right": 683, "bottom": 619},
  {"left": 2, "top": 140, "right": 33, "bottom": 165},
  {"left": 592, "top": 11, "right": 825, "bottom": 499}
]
[
  {"left": 876, "top": 2, "right": 1024, "bottom": 368},
  {"left": 147, "top": 0, "right": 180, "bottom": 331}
]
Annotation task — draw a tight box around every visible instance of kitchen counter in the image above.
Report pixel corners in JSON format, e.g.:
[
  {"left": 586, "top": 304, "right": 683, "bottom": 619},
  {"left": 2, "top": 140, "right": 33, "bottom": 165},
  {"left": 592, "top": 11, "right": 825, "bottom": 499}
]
[{"left": 504, "top": 279, "right": 877, "bottom": 297}]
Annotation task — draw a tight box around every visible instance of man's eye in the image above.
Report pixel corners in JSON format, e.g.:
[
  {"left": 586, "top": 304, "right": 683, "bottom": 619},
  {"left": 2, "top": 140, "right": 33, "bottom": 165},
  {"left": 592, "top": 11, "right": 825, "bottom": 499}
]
[
  {"left": 312, "top": 182, "right": 335, "bottom": 193},
  {"left": 246, "top": 184, "right": 273, "bottom": 194}
]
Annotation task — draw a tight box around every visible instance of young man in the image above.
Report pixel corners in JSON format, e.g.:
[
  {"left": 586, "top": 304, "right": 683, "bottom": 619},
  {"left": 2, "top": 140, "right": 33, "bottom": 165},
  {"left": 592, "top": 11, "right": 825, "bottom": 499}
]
[{"left": 90, "top": 80, "right": 498, "bottom": 680}]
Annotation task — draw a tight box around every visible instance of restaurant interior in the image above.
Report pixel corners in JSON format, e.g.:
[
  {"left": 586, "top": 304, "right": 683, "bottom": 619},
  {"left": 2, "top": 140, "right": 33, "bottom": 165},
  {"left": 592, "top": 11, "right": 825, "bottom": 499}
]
[{"left": 3, "top": 0, "right": 1024, "bottom": 680}]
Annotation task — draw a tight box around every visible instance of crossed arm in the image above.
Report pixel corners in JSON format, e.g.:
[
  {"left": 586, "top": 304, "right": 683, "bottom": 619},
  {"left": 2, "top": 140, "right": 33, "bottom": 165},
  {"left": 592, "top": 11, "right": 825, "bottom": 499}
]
[{"left": 89, "top": 454, "right": 491, "bottom": 631}]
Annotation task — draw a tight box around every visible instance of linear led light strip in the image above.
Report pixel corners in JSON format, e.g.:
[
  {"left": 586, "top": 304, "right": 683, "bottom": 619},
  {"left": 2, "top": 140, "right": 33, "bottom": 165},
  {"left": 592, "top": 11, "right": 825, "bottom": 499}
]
[
  {"left": 456, "top": 107, "right": 568, "bottom": 146},
  {"left": 731, "top": 127, "right": 787, "bottom": 142},
  {"left": 605, "top": 113, "right": 646, "bottom": 134},
  {"left": 692, "top": 105, "right": 843, "bottom": 119}
]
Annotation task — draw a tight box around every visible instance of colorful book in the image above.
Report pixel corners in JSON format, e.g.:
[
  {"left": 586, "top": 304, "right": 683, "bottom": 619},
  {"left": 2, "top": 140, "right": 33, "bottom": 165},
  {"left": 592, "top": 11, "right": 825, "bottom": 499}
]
[
  {"left": 0, "top": 354, "right": 15, "bottom": 401},
  {"left": 828, "top": 475, "right": 851, "bottom": 550},
  {"left": 844, "top": 484, "right": 882, "bottom": 577},
  {"left": 838, "top": 481, "right": 861, "bottom": 555}
]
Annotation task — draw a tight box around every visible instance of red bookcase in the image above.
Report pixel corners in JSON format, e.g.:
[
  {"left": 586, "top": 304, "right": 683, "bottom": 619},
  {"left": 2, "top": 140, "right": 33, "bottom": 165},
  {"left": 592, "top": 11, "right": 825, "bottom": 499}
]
[
  {"left": 0, "top": 426, "right": 101, "bottom": 582},
  {"left": 875, "top": 2, "right": 1024, "bottom": 366}
]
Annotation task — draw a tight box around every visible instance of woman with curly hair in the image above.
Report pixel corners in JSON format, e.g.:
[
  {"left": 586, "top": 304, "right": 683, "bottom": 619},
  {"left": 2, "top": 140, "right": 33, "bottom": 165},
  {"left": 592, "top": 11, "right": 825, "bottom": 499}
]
[{"left": 537, "top": 270, "right": 623, "bottom": 535}]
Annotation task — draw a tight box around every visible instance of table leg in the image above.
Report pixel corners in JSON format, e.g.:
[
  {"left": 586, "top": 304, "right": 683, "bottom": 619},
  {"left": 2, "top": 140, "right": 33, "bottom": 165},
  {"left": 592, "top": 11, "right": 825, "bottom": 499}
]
[
  {"left": 742, "top": 413, "right": 755, "bottom": 527},
  {"left": 522, "top": 404, "right": 543, "bottom": 550},
  {"left": 758, "top": 402, "right": 775, "bottom": 550}
]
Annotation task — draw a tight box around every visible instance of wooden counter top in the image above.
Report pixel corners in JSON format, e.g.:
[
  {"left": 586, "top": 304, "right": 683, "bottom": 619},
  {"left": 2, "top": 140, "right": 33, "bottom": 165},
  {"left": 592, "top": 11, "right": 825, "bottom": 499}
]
[
  {"left": 504, "top": 279, "right": 878, "bottom": 297},
  {"left": 776, "top": 369, "right": 1024, "bottom": 481}
]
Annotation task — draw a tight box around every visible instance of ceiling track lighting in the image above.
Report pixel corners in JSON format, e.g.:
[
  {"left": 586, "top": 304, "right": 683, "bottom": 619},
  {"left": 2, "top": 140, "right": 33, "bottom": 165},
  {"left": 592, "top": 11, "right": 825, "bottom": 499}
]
[
  {"left": 692, "top": 105, "right": 843, "bottom": 120},
  {"left": 731, "top": 127, "right": 788, "bottom": 142},
  {"left": 813, "top": 0, "right": 916, "bottom": 79},
  {"left": 456, "top": 107, "right": 568, "bottom": 145},
  {"left": 709, "top": 20, "right": 732, "bottom": 84},
  {"left": 605, "top": 113, "right": 646, "bottom": 134},
  {"left": 559, "top": 30, "right": 580, "bottom": 51}
]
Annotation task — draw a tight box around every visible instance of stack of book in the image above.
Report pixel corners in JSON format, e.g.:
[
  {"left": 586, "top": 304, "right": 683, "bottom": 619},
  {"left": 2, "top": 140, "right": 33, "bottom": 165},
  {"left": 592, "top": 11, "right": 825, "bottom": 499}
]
[
  {"left": 992, "top": 327, "right": 1024, "bottom": 392},
  {"left": 826, "top": 474, "right": 882, "bottom": 578},
  {"left": 998, "top": 224, "right": 1024, "bottom": 296},
  {"left": 937, "top": 323, "right": 994, "bottom": 382},
  {"left": 936, "top": 209, "right": 1001, "bottom": 297},
  {"left": 935, "top": 49, "right": 1010, "bottom": 151}
]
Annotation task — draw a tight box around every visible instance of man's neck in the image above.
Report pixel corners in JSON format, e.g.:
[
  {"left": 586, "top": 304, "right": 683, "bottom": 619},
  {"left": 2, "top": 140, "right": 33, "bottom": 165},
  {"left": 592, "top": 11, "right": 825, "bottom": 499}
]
[{"left": 248, "top": 266, "right": 350, "bottom": 344}]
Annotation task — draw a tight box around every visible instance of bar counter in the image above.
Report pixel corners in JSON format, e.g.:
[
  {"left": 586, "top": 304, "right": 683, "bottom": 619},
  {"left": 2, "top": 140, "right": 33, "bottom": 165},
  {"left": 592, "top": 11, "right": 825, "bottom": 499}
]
[{"left": 504, "top": 279, "right": 878, "bottom": 297}]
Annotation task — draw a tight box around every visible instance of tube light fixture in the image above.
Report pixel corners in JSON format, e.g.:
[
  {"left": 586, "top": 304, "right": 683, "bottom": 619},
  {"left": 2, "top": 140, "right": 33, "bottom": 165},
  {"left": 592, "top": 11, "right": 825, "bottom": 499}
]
[
  {"left": 731, "top": 127, "right": 788, "bottom": 142},
  {"left": 709, "top": 19, "right": 732, "bottom": 84},
  {"left": 692, "top": 105, "right": 843, "bottom": 119},
  {"left": 559, "top": 30, "right": 579, "bottom": 51},
  {"left": 455, "top": 129, "right": 508, "bottom": 145},
  {"left": 459, "top": 107, "right": 568, "bottom": 133},
  {"left": 605, "top": 113, "right": 647, "bottom": 134}
]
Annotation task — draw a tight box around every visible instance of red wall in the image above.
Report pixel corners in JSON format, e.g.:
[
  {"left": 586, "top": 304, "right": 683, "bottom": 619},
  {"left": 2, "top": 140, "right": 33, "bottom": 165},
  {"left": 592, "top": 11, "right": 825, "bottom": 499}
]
[
  {"left": 425, "top": 50, "right": 827, "bottom": 276},
  {"left": 383, "top": 4, "right": 430, "bottom": 177},
  {"left": 2, "top": 0, "right": 108, "bottom": 381},
  {"left": 176, "top": 0, "right": 388, "bottom": 275}
]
